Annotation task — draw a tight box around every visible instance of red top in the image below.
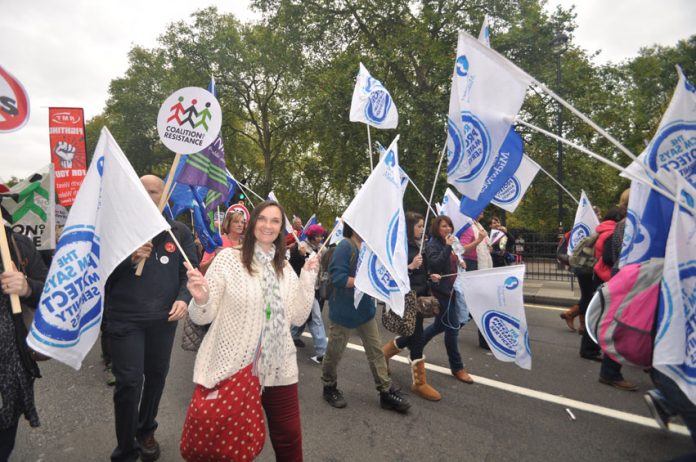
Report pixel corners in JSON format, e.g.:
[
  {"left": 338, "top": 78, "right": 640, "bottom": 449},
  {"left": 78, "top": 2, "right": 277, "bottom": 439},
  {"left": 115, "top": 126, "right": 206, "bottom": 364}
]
[{"left": 593, "top": 220, "right": 617, "bottom": 282}]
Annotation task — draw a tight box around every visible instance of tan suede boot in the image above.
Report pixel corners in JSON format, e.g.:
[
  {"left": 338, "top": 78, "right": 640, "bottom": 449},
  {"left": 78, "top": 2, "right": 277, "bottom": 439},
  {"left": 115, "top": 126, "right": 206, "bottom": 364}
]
[
  {"left": 382, "top": 338, "right": 402, "bottom": 375},
  {"left": 411, "top": 357, "right": 442, "bottom": 401}
]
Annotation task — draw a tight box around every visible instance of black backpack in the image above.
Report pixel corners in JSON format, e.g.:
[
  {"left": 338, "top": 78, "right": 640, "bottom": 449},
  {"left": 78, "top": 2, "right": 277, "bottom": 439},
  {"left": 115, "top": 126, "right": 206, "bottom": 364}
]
[{"left": 317, "top": 240, "right": 358, "bottom": 300}]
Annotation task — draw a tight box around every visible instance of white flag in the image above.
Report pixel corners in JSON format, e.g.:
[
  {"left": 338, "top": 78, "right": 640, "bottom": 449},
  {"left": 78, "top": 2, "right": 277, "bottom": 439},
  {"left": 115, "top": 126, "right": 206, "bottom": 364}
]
[
  {"left": 490, "top": 154, "right": 540, "bottom": 213},
  {"left": 327, "top": 217, "right": 344, "bottom": 246},
  {"left": 354, "top": 243, "right": 406, "bottom": 315},
  {"left": 620, "top": 67, "right": 696, "bottom": 267},
  {"left": 440, "top": 188, "right": 473, "bottom": 238},
  {"left": 27, "top": 127, "right": 169, "bottom": 369},
  {"left": 568, "top": 191, "right": 600, "bottom": 256},
  {"left": 654, "top": 175, "right": 696, "bottom": 404},
  {"left": 267, "top": 191, "right": 294, "bottom": 235},
  {"left": 478, "top": 15, "right": 491, "bottom": 47},
  {"left": 5, "top": 164, "right": 55, "bottom": 250},
  {"left": 446, "top": 30, "right": 531, "bottom": 201},
  {"left": 459, "top": 265, "right": 531, "bottom": 369},
  {"left": 349, "top": 62, "right": 398, "bottom": 129},
  {"left": 343, "top": 135, "right": 410, "bottom": 314}
]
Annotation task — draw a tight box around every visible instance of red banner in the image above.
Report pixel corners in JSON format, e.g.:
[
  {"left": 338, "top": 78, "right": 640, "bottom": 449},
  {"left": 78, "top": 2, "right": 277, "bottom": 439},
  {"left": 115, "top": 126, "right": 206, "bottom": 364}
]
[{"left": 49, "top": 108, "right": 87, "bottom": 206}]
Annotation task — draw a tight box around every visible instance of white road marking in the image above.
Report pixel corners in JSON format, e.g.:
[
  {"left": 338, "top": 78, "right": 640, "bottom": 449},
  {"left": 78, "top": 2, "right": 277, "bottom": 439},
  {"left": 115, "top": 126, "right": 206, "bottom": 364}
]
[{"left": 303, "top": 332, "right": 689, "bottom": 437}]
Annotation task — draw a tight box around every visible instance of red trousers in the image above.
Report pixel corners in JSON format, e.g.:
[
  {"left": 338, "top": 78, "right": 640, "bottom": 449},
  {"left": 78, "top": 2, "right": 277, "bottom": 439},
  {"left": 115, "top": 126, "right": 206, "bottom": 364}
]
[{"left": 261, "top": 383, "right": 303, "bottom": 461}]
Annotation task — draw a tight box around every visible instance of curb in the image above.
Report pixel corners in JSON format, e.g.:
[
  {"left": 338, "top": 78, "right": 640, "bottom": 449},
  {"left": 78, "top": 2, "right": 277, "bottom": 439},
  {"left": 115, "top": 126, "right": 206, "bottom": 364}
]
[{"left": 523, "top": 293, "right": 576, "bottom": 307}]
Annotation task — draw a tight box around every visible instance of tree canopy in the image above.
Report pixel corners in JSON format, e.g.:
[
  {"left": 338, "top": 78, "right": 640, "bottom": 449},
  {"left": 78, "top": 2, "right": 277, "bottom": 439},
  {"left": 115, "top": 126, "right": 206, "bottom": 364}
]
[{"left": 85, "top": 1, "right": 695, "bottom": 231}]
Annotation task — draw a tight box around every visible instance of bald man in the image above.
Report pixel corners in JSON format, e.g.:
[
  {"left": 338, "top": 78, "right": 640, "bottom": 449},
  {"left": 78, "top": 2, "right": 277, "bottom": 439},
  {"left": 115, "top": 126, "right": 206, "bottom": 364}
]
[{"left": 103, "top": 175, "right": 198, "bottom": 462}]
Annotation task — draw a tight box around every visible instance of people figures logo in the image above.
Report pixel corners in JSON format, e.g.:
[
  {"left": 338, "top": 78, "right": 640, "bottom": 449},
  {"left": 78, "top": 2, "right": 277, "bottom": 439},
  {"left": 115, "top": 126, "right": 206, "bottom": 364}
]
[{"left": 157, "top": 87, "right": 222, "bottom": 154}]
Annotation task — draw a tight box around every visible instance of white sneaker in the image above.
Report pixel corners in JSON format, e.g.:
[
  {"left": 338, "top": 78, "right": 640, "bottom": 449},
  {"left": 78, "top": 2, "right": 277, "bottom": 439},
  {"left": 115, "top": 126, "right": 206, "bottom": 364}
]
[{"left": 310, "top": 355, "right": 323, "bottom": 364}]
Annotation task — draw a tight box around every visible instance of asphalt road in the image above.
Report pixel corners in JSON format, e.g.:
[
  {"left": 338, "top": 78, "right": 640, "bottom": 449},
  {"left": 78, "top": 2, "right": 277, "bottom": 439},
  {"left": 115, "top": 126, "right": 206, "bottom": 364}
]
[{"left": 13, "top": 303, "right": 694, "bottom": 461}]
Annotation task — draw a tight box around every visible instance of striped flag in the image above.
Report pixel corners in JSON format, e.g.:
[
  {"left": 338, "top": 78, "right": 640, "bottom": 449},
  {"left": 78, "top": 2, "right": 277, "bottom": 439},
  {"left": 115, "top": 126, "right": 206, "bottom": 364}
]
[{"left": 177, "top": 135, "right": 228, "bottom": 211}]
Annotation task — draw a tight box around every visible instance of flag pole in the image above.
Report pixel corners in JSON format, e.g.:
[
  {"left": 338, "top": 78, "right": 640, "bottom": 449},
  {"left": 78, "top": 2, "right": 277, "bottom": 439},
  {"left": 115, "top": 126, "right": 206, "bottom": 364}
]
[
  {"left": 419, "top": 144, "right": 447, "bottom": 254},
  {"left": 534, "top": 163, "right": 579, "bottom": 205},
  {"left": 517, "top": 119, "right": 693, "bottom": 214},
  {"left": 135, "top": 153, "right": 181, "bottom": 276},
  {"left": 367, "top": 125, "right": 374, "bottom": 171},
  {"left": 405, "top": 175, "right": 438, "bottom": 216},
  {"left": 316, "top": 218, "right": 342, "bottom": 256}
]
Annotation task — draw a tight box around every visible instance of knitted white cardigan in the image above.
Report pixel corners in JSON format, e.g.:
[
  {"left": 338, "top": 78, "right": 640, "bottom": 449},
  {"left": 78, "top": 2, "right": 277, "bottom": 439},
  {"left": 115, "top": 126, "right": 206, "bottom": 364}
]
[{"left": 188, "top": 248, "right": 316, "bottom": 389}]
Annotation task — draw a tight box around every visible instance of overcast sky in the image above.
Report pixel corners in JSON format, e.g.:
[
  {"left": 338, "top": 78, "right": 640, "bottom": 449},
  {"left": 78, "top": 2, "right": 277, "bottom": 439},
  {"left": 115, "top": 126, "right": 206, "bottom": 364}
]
[{"left": 1, "top": 0, "right": 694, "bottom": 181}]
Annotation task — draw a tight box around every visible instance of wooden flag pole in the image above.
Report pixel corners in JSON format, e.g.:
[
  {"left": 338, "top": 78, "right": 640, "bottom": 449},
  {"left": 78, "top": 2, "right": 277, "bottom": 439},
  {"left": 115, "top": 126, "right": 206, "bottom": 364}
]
[
  {"left": 135, "top": 153, "right": 182, "bottom": 276},
  {"left": 0, "top": 226, "right": 22, "bottom": 314}
]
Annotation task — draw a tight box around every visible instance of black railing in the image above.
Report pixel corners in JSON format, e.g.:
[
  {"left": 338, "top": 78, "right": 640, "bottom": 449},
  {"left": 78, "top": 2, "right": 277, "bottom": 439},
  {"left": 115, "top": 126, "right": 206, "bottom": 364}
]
[{"left": 510, "top": 232, "right": 573, "bottom": 282}]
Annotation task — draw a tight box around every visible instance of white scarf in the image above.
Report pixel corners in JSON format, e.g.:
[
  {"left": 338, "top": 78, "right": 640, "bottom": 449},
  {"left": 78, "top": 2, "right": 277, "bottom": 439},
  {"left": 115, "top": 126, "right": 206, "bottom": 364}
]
[{"left": 254, "top": 244, "right": 286, "bottom": 385}]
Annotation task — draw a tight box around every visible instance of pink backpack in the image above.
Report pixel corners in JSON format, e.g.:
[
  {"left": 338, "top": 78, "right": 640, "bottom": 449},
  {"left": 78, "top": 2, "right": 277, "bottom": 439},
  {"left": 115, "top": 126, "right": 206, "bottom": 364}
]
[{"left": 585, "top": 258, "right": 663, "bottom": 368}]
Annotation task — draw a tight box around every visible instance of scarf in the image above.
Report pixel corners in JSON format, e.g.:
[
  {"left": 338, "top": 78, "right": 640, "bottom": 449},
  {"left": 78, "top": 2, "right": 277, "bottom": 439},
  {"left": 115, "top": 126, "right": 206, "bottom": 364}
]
[{"left": 254, "top": 244, "right": 286, "bottom": 385}]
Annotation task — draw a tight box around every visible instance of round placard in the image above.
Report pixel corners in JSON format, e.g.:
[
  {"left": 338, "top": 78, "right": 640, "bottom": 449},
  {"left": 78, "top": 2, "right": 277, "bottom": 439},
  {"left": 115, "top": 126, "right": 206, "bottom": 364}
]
[
  {"left": 156, "top": 86, "right": 222, "bottom": 154},
  {"left": 0, "top": 65, "right": 31, "bottom": 133}
]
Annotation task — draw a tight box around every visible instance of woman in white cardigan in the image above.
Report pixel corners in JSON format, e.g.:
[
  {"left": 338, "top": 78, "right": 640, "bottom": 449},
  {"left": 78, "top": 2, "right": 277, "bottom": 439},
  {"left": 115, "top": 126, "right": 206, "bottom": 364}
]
[{"left": 185, "top": 200, "right": 318, "bottom": 461}]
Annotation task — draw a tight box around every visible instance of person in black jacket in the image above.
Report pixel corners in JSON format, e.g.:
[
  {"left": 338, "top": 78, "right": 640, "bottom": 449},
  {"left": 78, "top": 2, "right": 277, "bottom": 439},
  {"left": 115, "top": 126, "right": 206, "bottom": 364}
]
[
  {"left": 0, "top": 226, "right": 48, "bottom": 462},
  {"left": 103, "top": 175, "right": 198, "bottom": 462},
  {"left": 382, "top": 212, "right": 441, "bottom": 401},
  {"left": 420, "top": 215, "right": 474, "bottom": 384}
]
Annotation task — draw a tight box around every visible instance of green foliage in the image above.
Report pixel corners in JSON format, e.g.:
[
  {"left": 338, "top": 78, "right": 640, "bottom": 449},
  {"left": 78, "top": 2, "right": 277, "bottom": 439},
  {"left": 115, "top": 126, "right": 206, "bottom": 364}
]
[{"left": 86, "top": 1, "right": 695, "bottom": 232}]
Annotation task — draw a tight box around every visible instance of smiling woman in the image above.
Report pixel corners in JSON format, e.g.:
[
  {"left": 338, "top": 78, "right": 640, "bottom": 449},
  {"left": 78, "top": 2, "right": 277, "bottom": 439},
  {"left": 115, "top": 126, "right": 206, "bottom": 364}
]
[{"left": 183, "top": 199, "right": 320, "bottom": 461}]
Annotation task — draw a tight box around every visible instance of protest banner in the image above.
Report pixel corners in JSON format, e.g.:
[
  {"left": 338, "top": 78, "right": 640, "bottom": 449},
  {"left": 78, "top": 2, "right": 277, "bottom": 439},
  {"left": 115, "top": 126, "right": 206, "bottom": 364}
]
[
  {"left": 0, "top": 64, "right": 30, "bottom": 133},
  {"left": 49, "top": 108, "right": 87, "bottom": 207},
  {"left": 3, "top": 164, "right": 55, "bottom": 251},
  {"left": 27, "top": 127, "right": 169, "bottom": 368}
]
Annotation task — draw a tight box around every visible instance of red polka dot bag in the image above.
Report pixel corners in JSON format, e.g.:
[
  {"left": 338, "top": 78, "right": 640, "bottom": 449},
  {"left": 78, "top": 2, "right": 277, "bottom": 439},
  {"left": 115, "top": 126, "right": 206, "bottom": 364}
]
[{"left": 180, "top": 363, "right": 266, "bottom": 461}]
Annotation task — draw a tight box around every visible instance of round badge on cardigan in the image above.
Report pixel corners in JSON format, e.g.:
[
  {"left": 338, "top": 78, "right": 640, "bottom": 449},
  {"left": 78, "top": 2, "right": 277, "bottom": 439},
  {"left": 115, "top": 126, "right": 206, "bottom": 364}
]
[
  {"left": 160, "top": 256, "right": 170, "bottom": 265},
  {"left": 165, "top": 242, "right": 176, "bottom": 253}
]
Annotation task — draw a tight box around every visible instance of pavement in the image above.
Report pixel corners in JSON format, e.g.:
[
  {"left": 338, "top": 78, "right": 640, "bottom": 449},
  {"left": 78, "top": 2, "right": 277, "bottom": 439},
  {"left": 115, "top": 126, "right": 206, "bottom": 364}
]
[{"left": 523, "top": 277, "right": 579, "bottom": 307}]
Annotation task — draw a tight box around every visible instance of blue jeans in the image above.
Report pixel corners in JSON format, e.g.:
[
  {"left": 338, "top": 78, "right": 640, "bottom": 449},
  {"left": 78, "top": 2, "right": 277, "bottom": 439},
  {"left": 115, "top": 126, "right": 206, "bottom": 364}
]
[
  {"left": 395, "top": 314, "right": 424, "bottom": 360},
  {"left": 651, "top": 369, "right": 696, "bottom": 446},
  {"left": 291, "top": 298, "right": 327, "bottom": 356},
  {"left": 422, "top": 291, "right": 464, "bottom": 373}
]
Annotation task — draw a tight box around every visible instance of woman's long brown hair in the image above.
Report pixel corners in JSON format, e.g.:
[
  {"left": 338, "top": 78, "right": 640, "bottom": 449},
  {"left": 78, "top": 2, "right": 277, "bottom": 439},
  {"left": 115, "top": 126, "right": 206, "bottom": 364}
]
[{"left": 241, "top": 200, "right": 287, "bottom": 277}]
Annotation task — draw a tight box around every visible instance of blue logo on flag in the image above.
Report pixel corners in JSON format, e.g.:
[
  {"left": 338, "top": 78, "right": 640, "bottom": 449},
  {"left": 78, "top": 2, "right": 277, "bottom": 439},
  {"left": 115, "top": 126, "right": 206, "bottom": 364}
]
[
  {"left": 367, "top": 253, "right": 399, "bottom": 298},
  {"left": 646, "top": 122, "right": 696, "bottom": 181},
  {"left": 504, "top": 276, "right": 519, "bottom": 290},
  {"left": 570, "top": 223, "right": 591, "bottom": 250},
  {"left": 364, "top": 77, "right": 392, "bottom": 125},
  {"left": 385, "top": 212, "right": 400, "bottom": 265},
  {"left": 447, "top": 117, "right": 464, "bottom": 175},
  {"left": 455, "top": 112, "right": 491, "bottom": 183},
  {"left": 659, "top": 261, "right": 696, "bottom": 381},
  {"left": 482, "top": 310, "right": 522, "bottom": 358},
  {"left": 455, "top": 55, "right": 469, "bottom": 77},
  {"left": 31, "top": 225, "right": 103, "bottom": 346},
  {"left": 493, "top": 176, "right": 521, "bottom": 204}
]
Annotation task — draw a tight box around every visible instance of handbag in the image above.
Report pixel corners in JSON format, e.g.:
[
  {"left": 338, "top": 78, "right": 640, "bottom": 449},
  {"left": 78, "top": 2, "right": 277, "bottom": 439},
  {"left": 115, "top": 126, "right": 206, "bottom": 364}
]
[
  {"left": 415, "top": 294, "right": 440, "bottom": 318},
  {"left": 180, "top": 363, "right": 266, "bottom": 462},
  {"left": 181, "top": 314, "right": 209, "bottom": 352},
  {"left": 381, "top": 290, "right": 417, "bottom": 336}
]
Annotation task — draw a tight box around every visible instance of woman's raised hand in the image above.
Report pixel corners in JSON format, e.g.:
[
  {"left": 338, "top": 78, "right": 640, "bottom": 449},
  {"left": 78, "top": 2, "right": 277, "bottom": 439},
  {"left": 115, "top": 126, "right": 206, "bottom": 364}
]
[
  {"left": 303, "top": 254, "right": 320, "bottom": 272},
  {"left": 184, "top": 262, "right": 209, "bottom": 305}
]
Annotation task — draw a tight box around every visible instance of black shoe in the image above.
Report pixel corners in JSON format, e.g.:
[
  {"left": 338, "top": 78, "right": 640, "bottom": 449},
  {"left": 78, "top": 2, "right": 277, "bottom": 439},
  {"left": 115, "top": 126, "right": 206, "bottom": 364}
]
[
  {"left": 380, "top": 388, "right": 411, "bottom": 414},
  {"left": 136, "top": 434, "right": 161, "bottom": 462},
  {"left": 644, "top": 390, "right": 671, "bottom": 431},
  {"left": 293, "top": 338, "right": 306, "bottom": 348},
  {"left": 580, "top": 353, "right": 602, "bottom": 362},
  {"left": 310, "top": 355, "right": 323, "bottom": 364},
  {"left": 323, "top": 385, "right": 347, "bottom": 408}
]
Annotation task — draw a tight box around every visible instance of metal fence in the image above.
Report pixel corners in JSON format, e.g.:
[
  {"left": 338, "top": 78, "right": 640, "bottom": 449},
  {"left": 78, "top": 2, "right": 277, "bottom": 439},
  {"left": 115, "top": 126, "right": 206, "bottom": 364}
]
[{"left": 510, "top": 232, "right": 574, "bottom": 282}]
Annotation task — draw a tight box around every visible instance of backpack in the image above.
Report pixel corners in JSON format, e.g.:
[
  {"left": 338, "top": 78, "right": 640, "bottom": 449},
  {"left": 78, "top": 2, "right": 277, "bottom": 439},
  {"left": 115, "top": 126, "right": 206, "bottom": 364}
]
[
  {"left": 556, "top": 234, "right": 570, "bottom": 267},
  {"left": 318, "top": 240, "right": 358, "bottom": 301},
  {"left": 568, "top": 233, "right": 599, "bottom": 274},
  {"left": 585, "top": 258, "right": 663, "bottom": 368}
]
